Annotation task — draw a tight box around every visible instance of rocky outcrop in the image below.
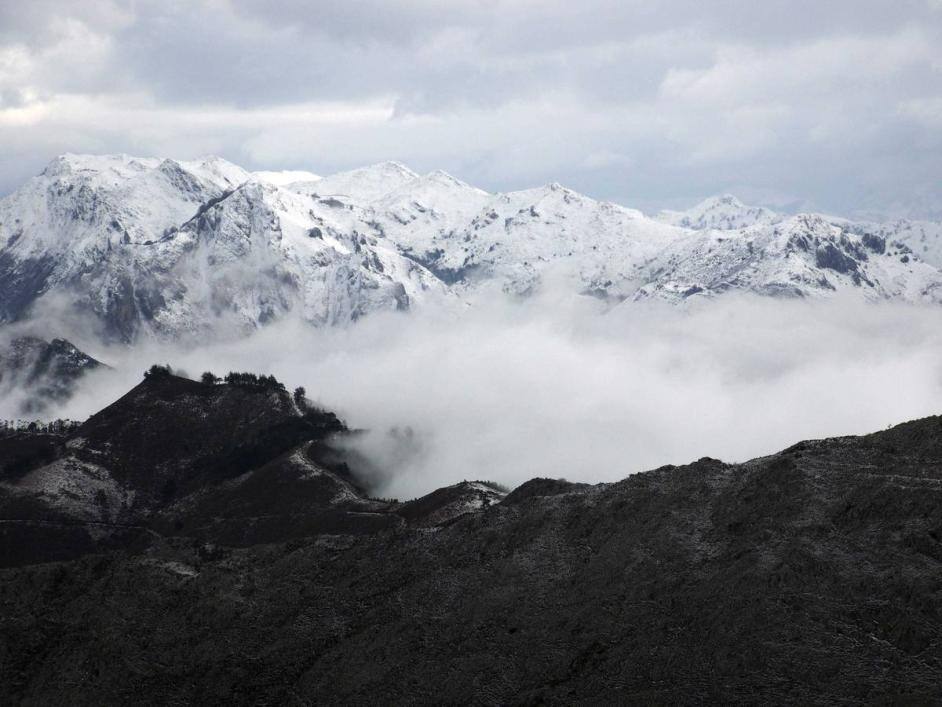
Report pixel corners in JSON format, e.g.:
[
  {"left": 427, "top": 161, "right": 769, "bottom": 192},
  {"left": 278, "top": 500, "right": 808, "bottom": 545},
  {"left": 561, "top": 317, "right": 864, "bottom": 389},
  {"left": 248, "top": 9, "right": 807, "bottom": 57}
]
[{"left": 0, "top": 336, "right": 103, "bottom": 414}]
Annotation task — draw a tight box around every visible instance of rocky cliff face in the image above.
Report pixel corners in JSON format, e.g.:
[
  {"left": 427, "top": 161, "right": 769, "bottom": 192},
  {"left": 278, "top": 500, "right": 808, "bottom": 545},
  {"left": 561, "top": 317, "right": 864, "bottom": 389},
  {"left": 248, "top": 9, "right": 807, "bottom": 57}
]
[{"left": 1, "top": 373, "right": 942, "bottom": 703}]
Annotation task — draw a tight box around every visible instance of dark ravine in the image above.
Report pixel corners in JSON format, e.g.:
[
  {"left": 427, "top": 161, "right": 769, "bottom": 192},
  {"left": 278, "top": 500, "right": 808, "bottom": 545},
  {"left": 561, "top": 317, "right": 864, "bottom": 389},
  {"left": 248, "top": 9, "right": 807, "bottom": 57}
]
[{"left": 2, "top": 373, "right": 942, "bottom": 703}]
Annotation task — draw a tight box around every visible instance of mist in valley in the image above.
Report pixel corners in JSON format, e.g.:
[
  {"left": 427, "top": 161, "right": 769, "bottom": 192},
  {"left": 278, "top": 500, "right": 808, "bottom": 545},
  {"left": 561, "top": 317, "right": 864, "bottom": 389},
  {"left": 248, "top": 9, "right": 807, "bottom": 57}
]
[{"left": 6, "top": 289, "right": 937, "bottom": 499}]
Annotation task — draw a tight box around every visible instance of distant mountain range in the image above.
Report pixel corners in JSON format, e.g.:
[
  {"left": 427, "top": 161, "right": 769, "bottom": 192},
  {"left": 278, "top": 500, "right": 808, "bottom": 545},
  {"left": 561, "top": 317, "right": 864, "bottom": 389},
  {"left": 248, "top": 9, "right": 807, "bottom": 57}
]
[
  {"left": 658, "top": 193, "right": 942, "bottom": 267},
  {"left": 1, "top": 154, "right": 941, "bottom": 343},
  {"left": 3, "top": 370, "right": 942, "bottom": 702}
]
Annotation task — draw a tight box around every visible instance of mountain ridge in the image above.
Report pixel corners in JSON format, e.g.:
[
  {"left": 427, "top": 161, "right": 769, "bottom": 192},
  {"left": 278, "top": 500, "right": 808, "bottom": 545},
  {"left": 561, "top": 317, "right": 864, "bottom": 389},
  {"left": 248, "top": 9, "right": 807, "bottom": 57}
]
[
  {"left": 0, "top": 335, "right": 103, "bottom": 414},
  {"left": 2, "top": 154, "right": 941, "bottom": 343},
  {"left": 2, "top": 370, "right": 942, "bottom": 702}
]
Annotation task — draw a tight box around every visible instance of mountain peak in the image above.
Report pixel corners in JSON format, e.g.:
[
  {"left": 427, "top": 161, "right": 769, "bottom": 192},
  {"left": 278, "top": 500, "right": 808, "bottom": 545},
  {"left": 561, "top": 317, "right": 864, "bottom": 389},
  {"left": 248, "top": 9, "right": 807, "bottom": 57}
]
[
  {"left": 3, "top": 153, "right": 942, "bottom": 346},
  {"left": 412, "top": 169, "right": 490, "bottom": 198},
  {"left": 177, "top": 155, "right": 251, "bottom": 188},
  {"left": 36, "top": 153, "right": 250, "bottom": 194},
  {"left": 363, "top": 160, "right": 419, "bottom": 178},
  {"left": 40, "top": 153, "right": 158, "bottom": 180},
  {"left": 658, "top": 193, "right": 782, "bottom": 231},
  {"left": 710, "top": 193, "right": 745, "bottom": 207},
  {"left": 424, "top": 169, "right": 463, "bottom": 185},
  {"left": 311, "top": 160, "right": 421, "bottom": 203}
]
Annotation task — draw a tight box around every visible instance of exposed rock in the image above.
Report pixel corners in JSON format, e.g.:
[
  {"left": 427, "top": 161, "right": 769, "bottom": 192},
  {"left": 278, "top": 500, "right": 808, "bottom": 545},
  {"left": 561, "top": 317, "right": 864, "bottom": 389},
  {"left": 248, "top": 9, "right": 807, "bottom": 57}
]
[{"left": 815, "top": 242, "right": 859, "bottom": 274}]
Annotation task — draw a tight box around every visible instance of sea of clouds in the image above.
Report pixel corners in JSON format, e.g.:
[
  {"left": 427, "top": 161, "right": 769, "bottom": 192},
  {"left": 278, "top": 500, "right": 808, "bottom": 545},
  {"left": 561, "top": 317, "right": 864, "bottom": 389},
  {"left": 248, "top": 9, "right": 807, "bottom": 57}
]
[{"left": 7, "top": 290, "right": 942, "bottom": 499}]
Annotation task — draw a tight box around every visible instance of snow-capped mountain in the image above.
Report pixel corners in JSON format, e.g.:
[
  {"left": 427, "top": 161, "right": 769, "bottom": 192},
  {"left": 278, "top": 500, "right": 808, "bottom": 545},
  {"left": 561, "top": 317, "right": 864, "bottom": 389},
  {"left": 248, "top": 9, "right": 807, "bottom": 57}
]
[
  {"left": 0, "top": 154, "right": 444, "bottom": 341},
  {"left": 658, "top": 194, "right": 782, "bottom": 230},
  {"left": 850, "top": 219, "right": 942, "bottom": 269},
  {"left": 2, "top": 153, "right": 942, "bottom": 343},
  {"left": 635, "top": 213, "right": 942, "bottom": 303},
  {"left": 662, "top": 193, "right": 942, "bottom": 270},
  {"left": 306, "top": 161, "right": 421, "bottom": 203}
]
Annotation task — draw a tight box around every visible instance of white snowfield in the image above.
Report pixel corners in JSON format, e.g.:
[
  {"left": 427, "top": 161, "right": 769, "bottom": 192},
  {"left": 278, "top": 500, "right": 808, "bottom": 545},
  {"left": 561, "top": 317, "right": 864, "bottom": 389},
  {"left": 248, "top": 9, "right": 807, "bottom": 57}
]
[{"left": 0, "top": 153, "right": 940, "bottom": 342}]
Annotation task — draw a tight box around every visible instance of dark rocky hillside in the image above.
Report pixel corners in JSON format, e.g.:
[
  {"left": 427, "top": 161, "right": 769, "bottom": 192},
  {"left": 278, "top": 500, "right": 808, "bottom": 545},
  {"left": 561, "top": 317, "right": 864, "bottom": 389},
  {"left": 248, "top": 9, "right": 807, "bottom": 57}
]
[
  {"left": 2, "top": 373, "right": 942, "bottom": 703},
  {"left": 0, "top": 335, "right": 103, "bottom": 413}
]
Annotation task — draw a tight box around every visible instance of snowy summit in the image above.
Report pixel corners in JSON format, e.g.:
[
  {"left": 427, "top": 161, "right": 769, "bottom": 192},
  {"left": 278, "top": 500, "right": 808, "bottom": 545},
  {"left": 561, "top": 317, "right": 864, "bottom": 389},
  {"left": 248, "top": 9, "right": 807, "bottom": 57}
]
[{"left": 1, "top": 154, "right": 940, "bottom": 342}]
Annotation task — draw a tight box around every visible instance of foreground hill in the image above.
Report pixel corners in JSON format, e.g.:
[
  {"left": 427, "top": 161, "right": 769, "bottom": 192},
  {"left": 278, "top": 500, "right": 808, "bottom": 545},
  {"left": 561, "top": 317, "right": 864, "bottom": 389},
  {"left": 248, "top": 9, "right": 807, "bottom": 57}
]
[
  {"left": 0, "top": 371, "right": 504, "bottom": 565},
  {"left": 2, "top": 373, "right": 942, "bottom": 702},
  {"left": 2, "top": 154, "right": 941, "bottom": 343}
]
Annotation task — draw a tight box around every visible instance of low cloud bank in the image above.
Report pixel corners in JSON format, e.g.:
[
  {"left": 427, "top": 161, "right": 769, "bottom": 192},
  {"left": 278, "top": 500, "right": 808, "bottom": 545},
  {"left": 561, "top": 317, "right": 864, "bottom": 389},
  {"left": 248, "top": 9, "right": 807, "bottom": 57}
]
[{"left": 20, "top": 291, "right": 942, "bottom": 499}]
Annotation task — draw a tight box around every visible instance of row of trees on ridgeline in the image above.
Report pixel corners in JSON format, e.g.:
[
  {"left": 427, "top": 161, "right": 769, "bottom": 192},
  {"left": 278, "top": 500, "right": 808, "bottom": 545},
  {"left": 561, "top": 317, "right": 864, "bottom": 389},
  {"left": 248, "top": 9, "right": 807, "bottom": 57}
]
[
  {"left": 212, "top": 371, "right": 286, "bottom": 392},
  {"left": 145, "top": 364, "right": 312, "bottom": 411},
  {"left": 0, "top": 419, "right": 82, "bottom": 435},
  {"left": 206, "top": 370, "right": 310, "bottom": 410}
]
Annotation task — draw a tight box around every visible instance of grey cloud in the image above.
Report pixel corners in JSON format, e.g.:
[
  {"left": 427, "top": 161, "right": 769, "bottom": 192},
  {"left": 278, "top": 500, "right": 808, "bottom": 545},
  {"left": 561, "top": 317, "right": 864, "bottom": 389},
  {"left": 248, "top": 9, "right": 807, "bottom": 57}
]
[
  {"left": 230, "top": 0, "right": 936, "bottom": 50},
  {"left": 0, "top": 0, "right": 940, "bottom": 216},
  {"left": 0, "top": 0, "right": 129, "bottom": 44},
  {"left": 229, "top": 0, "right": 490, "bottom": 44}
]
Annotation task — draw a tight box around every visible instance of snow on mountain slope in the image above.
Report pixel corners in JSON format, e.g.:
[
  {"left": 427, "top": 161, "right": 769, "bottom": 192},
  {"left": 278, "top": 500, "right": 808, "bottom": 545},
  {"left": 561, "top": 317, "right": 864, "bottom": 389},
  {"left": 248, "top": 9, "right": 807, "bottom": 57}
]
[
  {"left": 0, "top": 155, "right": 444, "bottom": 341},
  {"left": 852, "top": 219, "right": 942, "bottom": 269},
  {"left": 2, "top": 155, "right": 942, "bottom": 344},
  {"left": 664, "top": 193, "right": 942, "bottom": 270},
  {"left": 0, "top": 154, "right": 252, "bottom": 337},
  {"left": 1, "top": 154, "right": 245, "bottom": 254},
  {"left": 369, "top": 170, "right": 493, "bottom": 272},
  {"left": 155, "top": 179, "right": 445, "bottom": 334},
  {"left": 633, "top": 213, "right": 942, "bottom": 304},
  {"left": 658, "top": 194, "right": 782, "bottom": 230},
  {"left": 388, "top": 181, "right": 678, "bottom": 299},
  {"left": 304, "top": 161, "right": 420, "bottom": 203},
  {"left": 178, "top": 156, "right": 251, "bottom": 190}
]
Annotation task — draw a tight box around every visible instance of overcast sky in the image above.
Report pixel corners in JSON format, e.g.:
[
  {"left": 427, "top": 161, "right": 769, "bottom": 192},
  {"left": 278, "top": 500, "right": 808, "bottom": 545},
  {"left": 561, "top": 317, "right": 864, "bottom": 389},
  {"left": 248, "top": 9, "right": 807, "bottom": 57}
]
[{"left": 1, "top": 0, "right": 940, "bottom": 216}]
